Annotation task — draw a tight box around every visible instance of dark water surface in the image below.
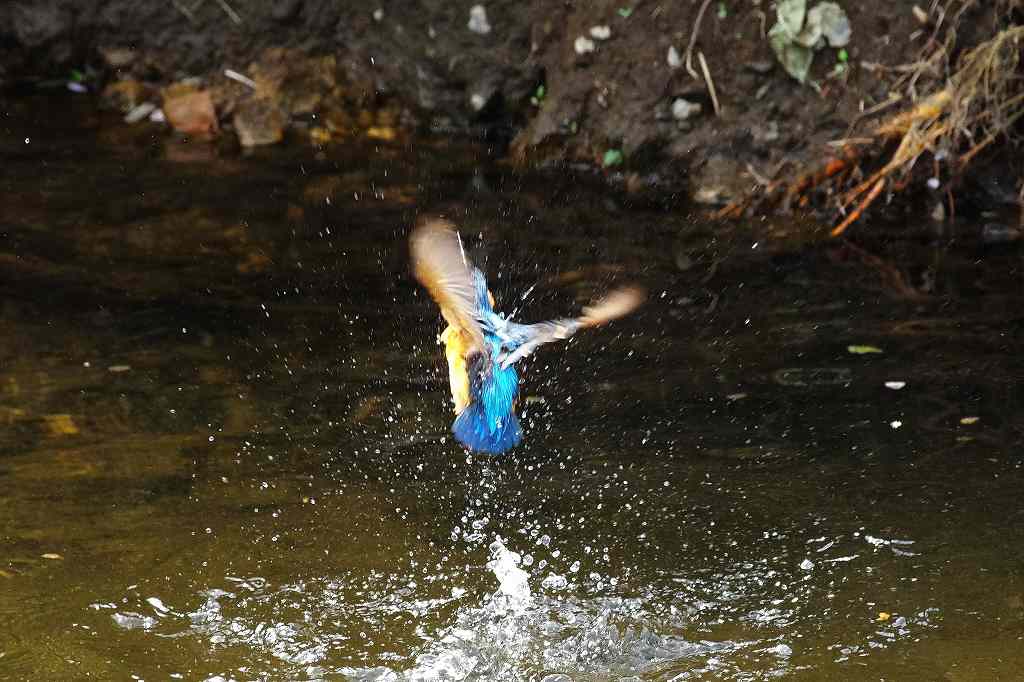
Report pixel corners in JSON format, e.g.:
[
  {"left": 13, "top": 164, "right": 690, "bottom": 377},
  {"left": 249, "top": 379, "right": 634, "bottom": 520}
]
[{"left": 2, "top": 96, "right": 1023, "bottom": 681}]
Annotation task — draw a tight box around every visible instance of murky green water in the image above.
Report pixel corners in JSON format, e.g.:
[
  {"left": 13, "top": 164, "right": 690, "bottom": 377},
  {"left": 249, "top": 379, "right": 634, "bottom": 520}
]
[{"left": 2, "top": 96, "right": 1023, "bottom": 681}]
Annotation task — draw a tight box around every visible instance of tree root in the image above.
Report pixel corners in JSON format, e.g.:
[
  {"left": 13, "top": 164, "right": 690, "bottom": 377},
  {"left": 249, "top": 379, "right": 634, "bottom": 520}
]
[{"left": 717, "top": 18, "right": 1024, "bottom": 237}]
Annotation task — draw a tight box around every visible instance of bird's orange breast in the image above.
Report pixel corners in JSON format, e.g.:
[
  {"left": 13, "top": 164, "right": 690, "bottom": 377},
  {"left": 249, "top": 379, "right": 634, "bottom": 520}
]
[{"left": 440, "top": 325, "right": 472, "bottom": 414}]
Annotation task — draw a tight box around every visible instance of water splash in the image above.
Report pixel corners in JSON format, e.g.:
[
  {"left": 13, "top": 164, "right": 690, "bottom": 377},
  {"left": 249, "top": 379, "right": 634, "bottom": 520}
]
[{"left": 486, "top": 536, "right": 531, "bottom": 610}]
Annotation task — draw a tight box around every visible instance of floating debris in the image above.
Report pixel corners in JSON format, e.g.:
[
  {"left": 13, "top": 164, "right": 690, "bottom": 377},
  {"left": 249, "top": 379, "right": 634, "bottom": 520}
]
[
  {"left": 772, "top": 367, "right": 851, "bottom": 387},
  {"left": 884, "top": 381, "right": 906, "bottom": 390},
  {"left": 960, "top": 416, "right": 980, "bottom": 425},
  {"left": 800, "top": 558, "right": 815, "bottom": 570},
  {"left": 468, "top": 5, "right": 492, "bottom": 35},
  {"left": 890, "top": 420, "right": 902, "bottom": 429},
  {"left": 41, "top": 553, "right": 64, "bottom": 560},
  {"left": 847, "top": 344, "right": 883, "bottom": 354}
]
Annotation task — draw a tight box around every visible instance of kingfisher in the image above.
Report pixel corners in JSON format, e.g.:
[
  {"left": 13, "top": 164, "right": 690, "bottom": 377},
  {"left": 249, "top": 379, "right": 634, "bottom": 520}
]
[{"left": 410, "top": 219, "right": 644, "bottom": 454}]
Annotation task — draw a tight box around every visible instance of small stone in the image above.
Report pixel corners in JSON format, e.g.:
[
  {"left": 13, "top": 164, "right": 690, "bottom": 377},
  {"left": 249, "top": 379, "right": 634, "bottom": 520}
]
[
  {"left": 470, "top": 93, "right": 487, "bottom": 111},
  {"left": 124, "top": 102, "right": 156, "bottom": 124},
  {"left": 468, "top": 5, "right": 492, "bottom": 35},
  {"left": 745, "top": 60, "right": 774, "bottom": 74},
  {"left": 233, "top": 98, "right": 286, "bottom": 146},
  {"left": 667, "top": 45, "right": 682, "bottom": 68},
  {"left": 366, "top": 126, "right": 397, "bottom": 141},
  {"left": 372, "top": 8, "right": 384, "bottom": 21},
  {"left": 671, "top": 98, "right": 701, "bottom": 121},
  {"left": 163, "top": 89, "right": 219, "bottom": 137},
  {"left": 271, "top": 0, "right": 302, "bottom": 22},
  {"left": 99, "top": 47, "right": 136, "bottom": 68},
  {"left": 574, "top": 35, "right": 596, "bottom": 55},
  {"left": 752, "top": 121, "right": 780, "bottom": 143},
  {"left": 589, "top": 25, "right": 611, "bottom": 40},
  {"left": 103, "top": 79, "right": 146, "bottom": 110}
]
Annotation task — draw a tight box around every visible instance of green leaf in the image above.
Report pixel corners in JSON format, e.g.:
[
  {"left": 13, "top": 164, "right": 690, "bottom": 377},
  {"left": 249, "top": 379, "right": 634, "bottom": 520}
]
[
  {"left": 775, "top": 0, "right": 807, "bottom": 40},
  {"left": 717, "top": 2, "right": 728, "bottom": 19},
  {"left": 769, "top": 24, "right": 814, "bottom": 82},
  {"left": 602, "top": 149, "right": 624, "bottom": 167},
  {"left": 69, "top": 69, "right": 85, "bottom": 82},
  {"left": 847, "top": 344, "right": 883, "bottom": 355},
  {"left": 808, "top": 1, "right": 851, "bottom": 47},
  {"left": 617, "top": 7, "right": 634, "bottom": 18},
  {"left": 837, "top": 47, "right": 849, "bottom": 63}
]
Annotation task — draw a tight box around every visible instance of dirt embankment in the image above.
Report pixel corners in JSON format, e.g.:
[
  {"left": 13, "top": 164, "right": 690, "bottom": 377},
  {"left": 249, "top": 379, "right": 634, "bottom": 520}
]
[{"left": 1, "top": 1, "right": 1020, "bottom": 221}]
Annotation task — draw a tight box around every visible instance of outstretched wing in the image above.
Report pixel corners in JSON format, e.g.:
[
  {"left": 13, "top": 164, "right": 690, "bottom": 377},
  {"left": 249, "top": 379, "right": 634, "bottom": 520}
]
[
  {"left": 410, "top": 219, "right": 485, "bottom": 351},
  {"left": 498, "top": 285, "right": 645, "bottom": 368}
]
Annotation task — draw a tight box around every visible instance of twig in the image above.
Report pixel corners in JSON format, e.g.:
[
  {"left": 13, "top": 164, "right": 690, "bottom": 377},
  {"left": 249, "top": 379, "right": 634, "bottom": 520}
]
[
  {"left": 831, "top": 178, "right": 885, "bottom": 237},
  {"left": 959, "top": 106, "right": 1024, "bottom": 165},
  {"left": 697, "top": 51, "right": 721, "bottom": 117},
  {"left": 215, "top": 0, "right": 242, "bottom": 24},
  {"left": 171, "top": 0, "right": 197, "bottom": 23},
  {"left": 685, "top": 0, "right": 714, "bottom": 79},
  {"left": 224, "top": 69, "right": 256, "bottom": 89},
  {"left": 745, "top": 162, "right": 771, "bottom": 186}
]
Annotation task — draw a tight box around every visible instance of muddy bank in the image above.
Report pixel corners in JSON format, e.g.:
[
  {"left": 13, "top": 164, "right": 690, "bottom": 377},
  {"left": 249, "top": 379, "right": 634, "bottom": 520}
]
[{"left": 1, "top": 1, "right": 1021, "bottom": 218}]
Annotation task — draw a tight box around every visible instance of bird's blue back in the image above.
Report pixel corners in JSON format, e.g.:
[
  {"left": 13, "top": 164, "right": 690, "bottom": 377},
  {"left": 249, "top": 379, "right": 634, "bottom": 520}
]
[{"left": 451, "top": 269, "right": 523, "bottom": 454}]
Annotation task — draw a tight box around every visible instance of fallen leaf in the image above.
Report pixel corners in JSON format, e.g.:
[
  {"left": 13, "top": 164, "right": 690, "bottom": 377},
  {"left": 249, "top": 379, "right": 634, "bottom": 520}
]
[
  {"left": 959, "top": 416, "right": 980, "bottom": 425},
  {"left": 41, "top": 553, "right": 64, "bottom": 560},
  {"left": 366, "top": 126, "right": 397, "bottom": 141},
  {"left": 43, "top": 414, "right": 79, "bottom": 436},
  {"left": 848, "top": 345, "right": 883, "bottom": 354}
]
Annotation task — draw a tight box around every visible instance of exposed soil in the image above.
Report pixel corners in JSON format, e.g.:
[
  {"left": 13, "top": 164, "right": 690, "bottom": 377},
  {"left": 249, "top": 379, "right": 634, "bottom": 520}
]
[{"left": 0, "top": 1, "right": 1019, "bottom": 216}]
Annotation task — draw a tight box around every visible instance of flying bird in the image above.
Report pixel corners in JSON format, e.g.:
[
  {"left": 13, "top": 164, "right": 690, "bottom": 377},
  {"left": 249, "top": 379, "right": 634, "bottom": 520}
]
[{"left": 410, "top": 219, "right": 644, "bottom": 454}]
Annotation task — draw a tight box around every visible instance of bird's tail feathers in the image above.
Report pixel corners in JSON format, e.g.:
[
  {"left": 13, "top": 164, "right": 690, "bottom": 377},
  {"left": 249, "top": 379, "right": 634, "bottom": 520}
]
[{"left": 452, "top": 402, "right": 522, "bottom": 454}]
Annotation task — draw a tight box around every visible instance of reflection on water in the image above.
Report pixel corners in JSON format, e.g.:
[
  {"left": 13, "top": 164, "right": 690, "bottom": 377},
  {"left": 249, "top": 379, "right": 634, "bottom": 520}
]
[{"left": 1, "top": 95, "right": 1023, "bottom": 681}]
